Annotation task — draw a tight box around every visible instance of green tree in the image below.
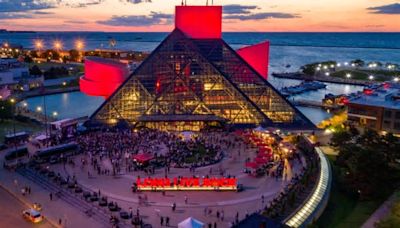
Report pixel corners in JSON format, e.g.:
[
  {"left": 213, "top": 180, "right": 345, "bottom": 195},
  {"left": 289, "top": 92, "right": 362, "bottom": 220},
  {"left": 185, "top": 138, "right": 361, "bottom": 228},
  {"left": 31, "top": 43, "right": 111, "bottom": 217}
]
[
  {"left": 351, "top": 59, "right": 365, "bottom": 67},
  {"left": 69, "top": 49, "right": 80, "bottom": 62},
  {"left": 330, "top": 130, "right": 352, "bottom": 147},
  {"left": 24, "top": 55, "right": 33, "bottom": 63},
  {"left": 0, "top": 101, "right": 13, "bottom": 121},
  {"left": 29, "top": 65, "right": 42, "bottom": 76}
]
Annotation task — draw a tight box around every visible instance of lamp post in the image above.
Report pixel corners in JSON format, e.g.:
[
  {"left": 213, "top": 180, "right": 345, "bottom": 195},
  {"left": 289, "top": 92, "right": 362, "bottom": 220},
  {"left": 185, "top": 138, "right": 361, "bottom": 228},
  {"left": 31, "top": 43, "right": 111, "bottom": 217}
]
[
  {"left": 10, "top": 98, "right": 17, "bottom": 151},
  {"left": 75, "top": 39, "right": 84, "bottom": 62}
]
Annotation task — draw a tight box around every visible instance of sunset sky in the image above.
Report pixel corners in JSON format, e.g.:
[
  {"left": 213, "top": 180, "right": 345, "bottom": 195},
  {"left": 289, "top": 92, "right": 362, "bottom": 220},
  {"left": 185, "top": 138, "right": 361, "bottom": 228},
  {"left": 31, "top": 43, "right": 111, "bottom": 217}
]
[{"left": 0, "top": 0, "right": 399, "bottom": 32}]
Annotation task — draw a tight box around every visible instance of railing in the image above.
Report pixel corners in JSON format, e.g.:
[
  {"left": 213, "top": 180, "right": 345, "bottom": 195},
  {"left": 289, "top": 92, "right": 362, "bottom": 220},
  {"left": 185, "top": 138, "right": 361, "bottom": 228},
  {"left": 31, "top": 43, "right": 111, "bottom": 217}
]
[{"left": 283, "top": 146, "right": 332, "bottom": 227}]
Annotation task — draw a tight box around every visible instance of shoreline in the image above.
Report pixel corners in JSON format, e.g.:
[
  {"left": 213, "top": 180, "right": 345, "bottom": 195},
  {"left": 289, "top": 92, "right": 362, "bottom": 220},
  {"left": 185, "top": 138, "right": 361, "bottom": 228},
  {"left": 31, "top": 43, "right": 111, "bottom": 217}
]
[{"left": 272, "top": 72, "right": 371, "bottom": 86}]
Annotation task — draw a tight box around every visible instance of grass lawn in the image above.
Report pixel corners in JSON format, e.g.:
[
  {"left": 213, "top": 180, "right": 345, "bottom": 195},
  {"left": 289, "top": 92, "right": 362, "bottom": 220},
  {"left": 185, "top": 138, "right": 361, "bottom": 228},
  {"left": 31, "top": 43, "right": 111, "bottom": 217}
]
[
  {"left": 316, "top": 155, "right": 387, "bottom": 228},
  {"left": 330, "top": 70, "right": 388, "bottom": 82},
  {"left": 0, "top": 119, "right": 43, "bottom": 143}
]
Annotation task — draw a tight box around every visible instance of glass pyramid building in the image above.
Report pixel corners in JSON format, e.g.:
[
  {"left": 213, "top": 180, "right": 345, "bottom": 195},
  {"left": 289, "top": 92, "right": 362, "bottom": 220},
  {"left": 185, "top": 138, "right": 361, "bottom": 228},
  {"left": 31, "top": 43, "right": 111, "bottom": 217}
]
[{"left": 89, "top": 6, "right": 314, "bottom": 131}]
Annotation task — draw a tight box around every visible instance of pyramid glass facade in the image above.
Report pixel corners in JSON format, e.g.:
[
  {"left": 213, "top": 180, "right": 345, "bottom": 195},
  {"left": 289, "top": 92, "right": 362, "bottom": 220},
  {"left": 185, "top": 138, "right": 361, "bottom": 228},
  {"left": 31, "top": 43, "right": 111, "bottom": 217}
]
[{"left": 90, "top": 29, "right": 314, "bottom": 131}]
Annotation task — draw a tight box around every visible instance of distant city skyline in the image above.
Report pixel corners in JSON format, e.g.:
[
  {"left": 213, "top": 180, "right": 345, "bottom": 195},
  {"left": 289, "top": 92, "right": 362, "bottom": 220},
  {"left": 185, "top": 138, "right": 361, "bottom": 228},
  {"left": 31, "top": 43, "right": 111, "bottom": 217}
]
[{"left": 0, "top": 0, "right": 399, "bottom": 32}]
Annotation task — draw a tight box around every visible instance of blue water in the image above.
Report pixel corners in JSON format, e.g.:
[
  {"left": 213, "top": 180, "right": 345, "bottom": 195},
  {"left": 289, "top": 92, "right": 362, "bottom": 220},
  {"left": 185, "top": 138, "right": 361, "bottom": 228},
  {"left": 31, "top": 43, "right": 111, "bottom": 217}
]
[
  {"left": 2, "top": 32, "right": 400, "bottom": 50},
  {"left": 22, "top": 92, "right": 103, "bottom": 119},
  {"left": 11, "top": 32, "right": 399, "bottom": 125}
]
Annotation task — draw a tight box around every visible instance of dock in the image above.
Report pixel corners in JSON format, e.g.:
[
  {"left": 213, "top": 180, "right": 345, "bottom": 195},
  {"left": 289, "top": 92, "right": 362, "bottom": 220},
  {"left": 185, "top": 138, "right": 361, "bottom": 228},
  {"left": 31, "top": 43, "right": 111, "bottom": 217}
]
[
  {"left": 280, "top": 81, "right": 327, "bottom": 97},
  {"left": 292, "top": 99, "right": 341, "bottom": 110}
]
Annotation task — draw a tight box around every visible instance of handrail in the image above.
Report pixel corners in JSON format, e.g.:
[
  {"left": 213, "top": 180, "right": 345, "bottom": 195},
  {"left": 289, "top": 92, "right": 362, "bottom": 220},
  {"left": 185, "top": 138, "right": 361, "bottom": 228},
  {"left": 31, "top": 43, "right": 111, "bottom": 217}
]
[{"left": 284, "top": 146, "right": 332, "bottom": 227}]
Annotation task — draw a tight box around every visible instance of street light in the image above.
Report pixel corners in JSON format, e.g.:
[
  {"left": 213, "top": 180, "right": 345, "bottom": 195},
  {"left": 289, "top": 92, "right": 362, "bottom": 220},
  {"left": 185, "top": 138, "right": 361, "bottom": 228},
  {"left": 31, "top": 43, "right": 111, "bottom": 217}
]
[
  {"left": 35, "top": 40, "right": 43, "bottom": 50},
  {"left": 36, "top": 106, "right": 42, "bottom": 112},
  {"left": 75, "top": 39, "right": 84, "bottom": 50},
  {"left": 53, "top": 40, "right": 62, "bottom": 51},
  {"left": 394, "top": 77, "right": 399, "bottom": 82},
  {"left": 52, "top": 111, "right": 58, "bottom": 117},
  {"left": 369, "top": 75, "right": 374, "bottom": 80},
  {"left": 62, "top": 81, "right": 67, "bottom": 86},
  {"left": 9, "top": 98, "right": 17, "bottom": 151},
  {"left": 346, "top": 73, "right": 351, "bottom": 78}
]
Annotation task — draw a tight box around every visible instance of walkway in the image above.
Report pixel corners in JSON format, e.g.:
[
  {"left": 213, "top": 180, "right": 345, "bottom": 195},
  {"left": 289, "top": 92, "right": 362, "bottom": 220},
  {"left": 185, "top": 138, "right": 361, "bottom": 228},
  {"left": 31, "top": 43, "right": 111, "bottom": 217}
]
[{"left": 362, "top": 191, "right": 399, "bottom": 228}]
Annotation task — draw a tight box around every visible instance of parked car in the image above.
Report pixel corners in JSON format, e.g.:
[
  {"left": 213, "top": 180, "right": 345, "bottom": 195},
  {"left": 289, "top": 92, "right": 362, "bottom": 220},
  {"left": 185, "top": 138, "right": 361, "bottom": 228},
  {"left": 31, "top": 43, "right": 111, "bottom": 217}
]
[{"left": 22, "top": 209, "right": 43, "bottom": 223}]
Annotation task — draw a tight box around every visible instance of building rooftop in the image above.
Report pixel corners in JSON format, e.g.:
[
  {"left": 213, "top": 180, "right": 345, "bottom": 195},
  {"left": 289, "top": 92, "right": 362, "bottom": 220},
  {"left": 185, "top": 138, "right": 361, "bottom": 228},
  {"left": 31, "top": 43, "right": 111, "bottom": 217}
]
[{"left": 348, "top": 83, "right": 400, "bottom": 109}]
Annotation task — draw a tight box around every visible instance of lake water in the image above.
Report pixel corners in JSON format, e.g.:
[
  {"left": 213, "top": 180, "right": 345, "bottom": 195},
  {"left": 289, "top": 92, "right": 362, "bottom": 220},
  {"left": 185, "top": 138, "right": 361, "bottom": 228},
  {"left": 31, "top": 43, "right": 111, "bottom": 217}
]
[
  {"left": 21, "top": 78, "right": 364, "bottom": 125},
  {"left": 13, "top": 32, "right": 397, "bottom": 125}
]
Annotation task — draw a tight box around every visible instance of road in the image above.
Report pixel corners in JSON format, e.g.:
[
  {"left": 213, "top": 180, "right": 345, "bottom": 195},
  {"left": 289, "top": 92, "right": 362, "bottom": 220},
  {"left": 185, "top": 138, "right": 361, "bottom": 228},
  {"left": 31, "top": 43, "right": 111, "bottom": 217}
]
[{"left": 0, "top": 187, "right": 54, "bottom": 228}]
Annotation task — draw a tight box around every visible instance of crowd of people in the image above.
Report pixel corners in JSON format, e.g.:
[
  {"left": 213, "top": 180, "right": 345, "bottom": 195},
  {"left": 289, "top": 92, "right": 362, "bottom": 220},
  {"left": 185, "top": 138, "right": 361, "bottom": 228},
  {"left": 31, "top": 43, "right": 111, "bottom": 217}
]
[
  {"left": 262, "top": 143, "right": 319, "bottom": 220},
  {"left": 75, "top": 128, "right": 229, "bottom": 176}
]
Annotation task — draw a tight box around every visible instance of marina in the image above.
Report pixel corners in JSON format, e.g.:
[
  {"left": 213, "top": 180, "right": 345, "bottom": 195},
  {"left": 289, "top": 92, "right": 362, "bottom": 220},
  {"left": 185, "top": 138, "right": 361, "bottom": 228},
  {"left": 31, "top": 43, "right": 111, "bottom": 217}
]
[{"left": 281, "top": 81, "right": 327, "bottom": 97}]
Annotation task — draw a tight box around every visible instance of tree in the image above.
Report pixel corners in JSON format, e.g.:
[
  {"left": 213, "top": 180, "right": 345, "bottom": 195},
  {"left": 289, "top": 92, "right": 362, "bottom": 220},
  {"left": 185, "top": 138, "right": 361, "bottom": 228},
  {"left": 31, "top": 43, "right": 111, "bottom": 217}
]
[
  {"left": 0, "top": 101, "right": 13, "bottom": 121},
  {"left": 335, "top": 129, "right": 399, "bottom": 200},
  {"left": 330, "top": 130, "right": 352, "bottom": 147},
  {"left": 30, "top": 51, "right": 39, "bottom": 58},
  {"left": 351, "top": 59, "right": 365, "bottom": 67},
  {"left": 24, "top": 55, "right": 33, "bottom": 63},
  {"left": 69, "top": 49, "right": 80, "bottom": 62},
  {"left": 29, "top": 65, "right": 42, "bottom": 76}
]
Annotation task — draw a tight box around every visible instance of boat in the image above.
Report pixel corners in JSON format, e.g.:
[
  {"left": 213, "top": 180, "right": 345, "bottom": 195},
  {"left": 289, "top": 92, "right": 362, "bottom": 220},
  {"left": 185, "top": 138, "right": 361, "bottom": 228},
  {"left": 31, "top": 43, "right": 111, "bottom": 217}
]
[{"left": 280, "top": 81, "right": 326, "bottom": 97}]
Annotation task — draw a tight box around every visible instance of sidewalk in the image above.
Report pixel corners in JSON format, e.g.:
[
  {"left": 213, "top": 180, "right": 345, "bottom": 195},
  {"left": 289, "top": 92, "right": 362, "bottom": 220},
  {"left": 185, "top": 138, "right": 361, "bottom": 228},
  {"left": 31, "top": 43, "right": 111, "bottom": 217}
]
[
  {"left": 361, "top": 191, "right": 399, "bottom": 228},
  {"left": 0, "top": 151, "right": 103, "bottom": 228}
]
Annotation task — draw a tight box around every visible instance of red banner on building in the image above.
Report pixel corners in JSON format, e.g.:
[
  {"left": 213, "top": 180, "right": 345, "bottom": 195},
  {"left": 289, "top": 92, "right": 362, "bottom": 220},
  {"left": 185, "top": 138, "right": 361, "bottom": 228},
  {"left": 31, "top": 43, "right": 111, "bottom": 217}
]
[{"left": 135, "top": 177, "right": 237, "bottom": 191}]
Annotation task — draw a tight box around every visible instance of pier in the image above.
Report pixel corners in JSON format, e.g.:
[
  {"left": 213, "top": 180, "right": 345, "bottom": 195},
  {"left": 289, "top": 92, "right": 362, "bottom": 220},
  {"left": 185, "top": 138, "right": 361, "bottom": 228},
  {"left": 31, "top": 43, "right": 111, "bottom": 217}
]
[{"left": 272, "top": 72, "right": 371, "bottom": 86}]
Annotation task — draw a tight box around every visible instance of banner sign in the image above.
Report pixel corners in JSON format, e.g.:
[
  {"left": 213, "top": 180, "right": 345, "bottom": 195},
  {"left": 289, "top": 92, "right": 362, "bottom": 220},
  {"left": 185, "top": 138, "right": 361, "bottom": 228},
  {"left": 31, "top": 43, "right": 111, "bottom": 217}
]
[{"left": 135, "top": 177, "right": 237, "bottom": 191}]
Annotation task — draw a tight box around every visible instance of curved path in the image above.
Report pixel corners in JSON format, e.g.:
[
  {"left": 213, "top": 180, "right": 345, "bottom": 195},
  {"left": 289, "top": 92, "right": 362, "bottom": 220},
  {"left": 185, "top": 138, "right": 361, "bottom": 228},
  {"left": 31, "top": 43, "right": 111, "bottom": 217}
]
[{"left": 50, "top": 133, "right": 305, "bottom": 226}]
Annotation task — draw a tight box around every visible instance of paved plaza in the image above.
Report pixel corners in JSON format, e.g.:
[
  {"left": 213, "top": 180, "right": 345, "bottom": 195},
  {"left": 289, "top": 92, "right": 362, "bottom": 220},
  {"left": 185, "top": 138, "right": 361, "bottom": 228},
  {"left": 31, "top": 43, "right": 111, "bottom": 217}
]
[{"left": 0, "top": 131, "right": 306, "bottom": 227}]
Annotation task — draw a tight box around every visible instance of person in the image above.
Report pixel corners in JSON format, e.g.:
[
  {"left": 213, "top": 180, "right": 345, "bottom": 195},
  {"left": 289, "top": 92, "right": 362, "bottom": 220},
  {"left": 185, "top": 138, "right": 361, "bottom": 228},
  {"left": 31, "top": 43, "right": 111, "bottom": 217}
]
[
  {"left": 160, "top": 216, "right": 164, "bottom": 226},
  {"left": 166, "top": 216, "right": 170, "bottom": 226},
  {"left": 214, "top": 222, "right": 217, "bottom": 228},
  {"left": 184, "top": 196, "right": 188, "bottom": 204},
  {"left": 208, "top": 223, "right": 212, "bottom": 228},
  {"left": 58, "top": 218, "right": 62, "bottom": 225},
  {"left": 50, "top": 193, "right": 53, "bottom": 201}
]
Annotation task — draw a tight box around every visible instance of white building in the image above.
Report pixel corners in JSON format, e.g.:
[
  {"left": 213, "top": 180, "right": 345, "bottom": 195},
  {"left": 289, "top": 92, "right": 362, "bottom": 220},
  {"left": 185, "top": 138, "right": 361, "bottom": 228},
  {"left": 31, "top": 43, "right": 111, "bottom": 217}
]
[{"left": 0, "top": 58, "right": 43, "bottom": 91}]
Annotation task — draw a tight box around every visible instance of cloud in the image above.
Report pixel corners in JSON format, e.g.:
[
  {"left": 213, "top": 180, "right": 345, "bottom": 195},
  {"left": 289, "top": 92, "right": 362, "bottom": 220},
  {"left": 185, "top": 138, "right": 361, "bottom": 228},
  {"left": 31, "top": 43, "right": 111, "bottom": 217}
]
[
  {"left": 365, "top": 24, "right": 384, "bottom": 28},
  {"left": 222, "top": 4, "right": 299, "bottom": 21},
  {"left": 122, "top": 0, "right": 152, "bottom": 4},
  {"left": 56, "top": 0, "right": 104, "bottom": 8},
  {"left": 0, "top": 0, "right": 54, "bottom": 13},
  {"left": 224, "top": 12, "right": 300, "bottom": 21},
  {"left": 0, "top": 12, "right": 33, "bottom": 19},
  {"left": 64, "top": 20, "right": 88, "bottom": 24},
  {"left": 223, "top": 4, "right": 258, "bottom": 14},
  {"left": 97, "top": 11, "right": 172, "bottom": 26},
  {"left": 367, "top": 3, "right": 400, "bottom": 14},
  {"left": 32, "top": 11, "right": 54, "bottom": 15}
]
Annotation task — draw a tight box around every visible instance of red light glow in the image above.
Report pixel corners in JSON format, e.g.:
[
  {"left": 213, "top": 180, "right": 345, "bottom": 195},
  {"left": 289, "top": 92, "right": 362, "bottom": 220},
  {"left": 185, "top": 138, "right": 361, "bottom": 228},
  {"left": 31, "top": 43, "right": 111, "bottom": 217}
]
[
  {"left": 80, "top": 57, "right": 129, "bottom": 98},
  {"left": 175, "top": 6, "right": 222, "bottom": 39},
  {"left": 237, "top": 41, "right": 270, "bottom": 79}
]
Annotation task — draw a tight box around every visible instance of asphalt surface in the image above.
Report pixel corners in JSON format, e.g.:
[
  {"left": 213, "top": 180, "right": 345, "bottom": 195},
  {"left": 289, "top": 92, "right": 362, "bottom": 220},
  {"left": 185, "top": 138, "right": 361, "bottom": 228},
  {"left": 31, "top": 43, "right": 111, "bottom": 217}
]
[{"left": 0, "top": 187, "right": 54, "bottom": 228}]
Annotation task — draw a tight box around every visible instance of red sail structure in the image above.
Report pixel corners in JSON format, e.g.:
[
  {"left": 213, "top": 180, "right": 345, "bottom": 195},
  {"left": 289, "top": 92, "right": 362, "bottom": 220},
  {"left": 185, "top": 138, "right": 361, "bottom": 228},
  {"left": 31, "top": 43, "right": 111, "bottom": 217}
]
[
  {"left": 237, "top": 41, "right": 270, "bottom": 79},
  {"left": 80, "top": 57, "right": 129, "bottom": 99}
]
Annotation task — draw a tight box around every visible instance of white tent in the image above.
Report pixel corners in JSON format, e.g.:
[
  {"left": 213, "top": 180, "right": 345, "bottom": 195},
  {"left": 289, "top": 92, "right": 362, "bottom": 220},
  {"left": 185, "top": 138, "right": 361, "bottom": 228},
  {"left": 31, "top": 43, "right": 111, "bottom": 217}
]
[{"left": 178, "top": 217, "right": 205, "bottom": 228}]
